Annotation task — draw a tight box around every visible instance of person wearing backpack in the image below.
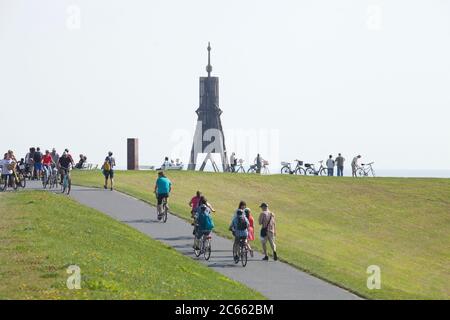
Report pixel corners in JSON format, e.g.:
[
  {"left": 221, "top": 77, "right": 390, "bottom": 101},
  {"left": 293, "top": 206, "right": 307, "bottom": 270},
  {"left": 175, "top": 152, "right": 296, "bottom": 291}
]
[
  {"left": 258, "top": 203, "right": 277, "bottom": 261},
  {"left": 193, "top": 202, "right": 215, "bottom": 250},
  {"left": 102, "top": 151, "right": 116, "bottom": 191},
  {"left": 229, "top": 201, "right": 250, "bottom": 263}
]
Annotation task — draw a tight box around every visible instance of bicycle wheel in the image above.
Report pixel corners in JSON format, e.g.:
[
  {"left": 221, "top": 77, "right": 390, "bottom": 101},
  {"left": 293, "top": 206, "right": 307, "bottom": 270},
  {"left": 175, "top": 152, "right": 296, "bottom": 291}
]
[
  {"left": 247, "top": 167, "right": 256, "bottom": 174},
  {"left": 320, "top": 168, "right": 328, "bottom": 176},
  {"left": 240, "top": 246, "right": 248, "bottom": 267},
  {"left": 294, "top": 167, "right": 306, "bottom": 175},
  {"left": 67, "top": 177, "right": 71, "bottom": 194},
  {"left": 194, "top": 241, "right": 201, "bottom": 257},
  {"left": 305, "top": 168, "right": 315, "bottom": 176},
  {"left": 163, "top": 203, "right": 168, "bottom": 223},
  {"left": 204, "top": 238, "right": 211, "bottom": 261},
  {"left": 356, "top": 168, "right": 365, "bottom": 177},
  {"left": 233, "top": 242, "right": 239, "bottom": 264},
  {"left": 237, "top": 166, "right": 245, "bottom": 173},
  {"left": 19, "top": 174, "right": 26, "bottom": 188},
  {"left": 280, "top": 166, "right": 291, "bottom": 174}
]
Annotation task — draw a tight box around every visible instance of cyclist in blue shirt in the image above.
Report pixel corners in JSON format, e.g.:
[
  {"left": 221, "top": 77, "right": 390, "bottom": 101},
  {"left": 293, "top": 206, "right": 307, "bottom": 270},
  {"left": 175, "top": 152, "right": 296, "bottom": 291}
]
[{"left": 154, "top": 171, "right": 172, "bottom": 220}]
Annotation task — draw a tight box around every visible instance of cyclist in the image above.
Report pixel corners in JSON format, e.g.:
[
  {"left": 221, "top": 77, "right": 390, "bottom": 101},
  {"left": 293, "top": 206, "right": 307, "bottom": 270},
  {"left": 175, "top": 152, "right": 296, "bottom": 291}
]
[
  {"left": 189, "top": 191, "right": 202, "bottom": 220},
  {"left": 154, "top": 171, "right": 172, "bottom": 220},
  {"left": 50, "top": 148, "right": 60, "bottom": 167},
  {"left": 193, "top": 202, "right": 215, "bottom": 250},
  {"left": 229, "top": 202, "right": 250, "bottom": 263},
  {"left": 58, "top": 151, "right": 73, "bottom": 185},
  {"left": 64, "top": 149, "right": 75, "bottom": 164},
  {"left": 42, "top": 150, "right": 54, "bottom": 185}
]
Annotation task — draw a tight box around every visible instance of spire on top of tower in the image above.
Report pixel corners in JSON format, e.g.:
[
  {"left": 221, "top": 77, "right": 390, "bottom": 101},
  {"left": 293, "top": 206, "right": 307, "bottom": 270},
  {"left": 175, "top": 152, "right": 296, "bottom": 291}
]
[{"left": 206, "top": 42, "right": 212, "bottom": 77}]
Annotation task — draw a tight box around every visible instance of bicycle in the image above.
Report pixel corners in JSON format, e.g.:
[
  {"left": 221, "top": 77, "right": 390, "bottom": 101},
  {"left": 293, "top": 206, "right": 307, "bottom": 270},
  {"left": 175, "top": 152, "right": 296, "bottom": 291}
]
[
  {"left": 304, "top": 161, "right": 328, "bottom": 176},
  {"left": 233, "top": 237, "right": 249, "bottom": 267},
  {"left": 60, "top": 167, "right": 72, "bottom": 195},
  {"left": 194, "top": 232, "right": 212, "bottom": 261},
  {"left": 356, "top": 162, "right": 376, "bottom": 177},
  {"left": 155, "top": 193, "right": 169, "bottom": 223},
  {"left": 0, "top": 174, "right": 17, "bottom": 192},
  {"left": 14, "top": 164, "right": 27, "bottom": 189},
  {"left": 42, "top": 165, "right": 52, "bottom": 189},
  {"left": 232, "top": 159, "right": 246, "bottom": 173},
  {"left": 280, "top": 159, "right": 306, "bottom": 175},
  {"left": 49, "top": 166, "right": 58, "bottom": 189}
]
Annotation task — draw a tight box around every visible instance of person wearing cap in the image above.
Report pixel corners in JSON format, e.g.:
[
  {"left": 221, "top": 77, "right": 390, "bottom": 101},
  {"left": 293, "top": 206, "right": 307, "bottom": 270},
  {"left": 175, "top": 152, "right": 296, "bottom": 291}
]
[{"left": 258, "top": 203, "right": 277, "bottom": 261}]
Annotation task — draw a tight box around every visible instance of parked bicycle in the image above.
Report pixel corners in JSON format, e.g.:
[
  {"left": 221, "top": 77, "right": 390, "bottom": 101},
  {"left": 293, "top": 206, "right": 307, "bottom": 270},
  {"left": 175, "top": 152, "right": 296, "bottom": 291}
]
[
  {"left": 356, "top": 162, "right": 376, "bottom": 177},
  {"left": 233, "top": 159, "right": 245, "bottom": 173},
  {"left": 304, "top": 161, "right": 328, "bottom": 176},
  {"left": 194, "top": 232, "right": 212, "bottom": 260},
  {"left": 280, "top": 159, "right": 306, "bottom": 175}
]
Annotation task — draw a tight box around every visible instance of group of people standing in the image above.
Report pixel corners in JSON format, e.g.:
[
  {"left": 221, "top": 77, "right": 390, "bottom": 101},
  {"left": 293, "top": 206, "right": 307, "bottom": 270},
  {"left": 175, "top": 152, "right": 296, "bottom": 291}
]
[
  {"left": 189, "top": 192, "right": 277, "bottom": 262},
  {"left": 0, "top": 147, "right": 76, "bottom": 188},
  {"left": 325, "top": 154, "right": 363, "bottom": 177}
]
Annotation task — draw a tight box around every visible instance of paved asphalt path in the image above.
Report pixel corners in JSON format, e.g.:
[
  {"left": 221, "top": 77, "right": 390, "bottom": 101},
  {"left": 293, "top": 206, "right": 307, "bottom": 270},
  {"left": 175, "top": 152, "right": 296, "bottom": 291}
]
[{"left": 28, "top": 181, "right": 360, "bottom": 300}]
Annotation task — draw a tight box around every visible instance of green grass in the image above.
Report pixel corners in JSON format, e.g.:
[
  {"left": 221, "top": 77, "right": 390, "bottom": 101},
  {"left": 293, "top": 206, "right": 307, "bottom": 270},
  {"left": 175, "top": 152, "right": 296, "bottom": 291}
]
[
  {"left": 72, "top": 170, "right": 450, "bottom": 300},
  {"left": 0, "top": 191, "right": 264, "bottom": 299}
]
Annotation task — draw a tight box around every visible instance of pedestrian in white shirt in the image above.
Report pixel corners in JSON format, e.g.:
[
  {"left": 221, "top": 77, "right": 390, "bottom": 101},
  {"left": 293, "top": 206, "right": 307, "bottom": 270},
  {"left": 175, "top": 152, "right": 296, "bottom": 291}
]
[
  {"left": 326, "top": 155, "right": 335, "bottom": 176},
  {"left": 0, "top": 153, "right": 15, "bottom": 189}
]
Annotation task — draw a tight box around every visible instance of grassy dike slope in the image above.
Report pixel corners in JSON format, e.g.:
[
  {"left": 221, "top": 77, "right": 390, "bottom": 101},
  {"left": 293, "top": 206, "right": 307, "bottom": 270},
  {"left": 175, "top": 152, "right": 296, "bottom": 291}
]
[
  {"left": 0, "top": 191, "right": 264, "bottom": 299},
  {"left": 72, "top": 170, "right": 450, "bottom": 299}
]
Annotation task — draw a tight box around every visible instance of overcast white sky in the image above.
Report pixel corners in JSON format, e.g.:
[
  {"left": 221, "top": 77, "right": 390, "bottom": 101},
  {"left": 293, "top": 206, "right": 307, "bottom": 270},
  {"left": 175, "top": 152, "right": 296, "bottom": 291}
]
[{"left": 0, "top": 0, "right": 449, "bottom": 171}]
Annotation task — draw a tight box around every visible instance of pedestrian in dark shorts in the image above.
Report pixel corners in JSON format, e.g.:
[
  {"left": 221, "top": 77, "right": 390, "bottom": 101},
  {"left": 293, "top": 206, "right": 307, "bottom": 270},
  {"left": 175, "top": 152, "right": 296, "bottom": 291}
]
[{"left": 102, "top": 151, "right": 116, "bottom": 191}]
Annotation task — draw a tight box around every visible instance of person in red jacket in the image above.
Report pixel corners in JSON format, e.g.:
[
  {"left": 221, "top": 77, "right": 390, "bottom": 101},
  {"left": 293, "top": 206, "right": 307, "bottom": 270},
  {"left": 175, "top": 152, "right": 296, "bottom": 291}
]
[
  {"left": 42, "top": 150, "right": 54, "bottom": 182},
  {"left": 245, "top": 208, "right": 255, "bottom": 257}
]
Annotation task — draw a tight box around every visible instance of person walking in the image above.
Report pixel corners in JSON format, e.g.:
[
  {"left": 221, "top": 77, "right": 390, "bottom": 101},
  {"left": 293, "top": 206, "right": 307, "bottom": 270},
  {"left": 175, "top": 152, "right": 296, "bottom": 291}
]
[
  {"left": 326, "top": 155, "right": 335, "bottom": 176},
  {"left": 102, "top": 151, "right": 116, "bottom": 190},
  {"left": 229, "top": 152, "right": 237, "bottom": 172},
  {"left": 352, "top": 155, "right": 362, "bottom": 177},
  {"left": 255, "top": 154, "right": 262, "bottom": 174},
  {"left": 33, "top": 147, "right": 43, "bottom": 180},
  {"left": 335, "top": 153, "right": 345, "bottom": 177},
  {"left": 244, "top": 208, "right": 255, "bottom": 257},
  {"left": 0, "top": 153, "right": 15, "bottom": 190},
  {"left": 25, "top": 147, "right": 35, "bottom": 179},
  {"left": 258, "top": 203, "right": 277, "bottom": 261}
]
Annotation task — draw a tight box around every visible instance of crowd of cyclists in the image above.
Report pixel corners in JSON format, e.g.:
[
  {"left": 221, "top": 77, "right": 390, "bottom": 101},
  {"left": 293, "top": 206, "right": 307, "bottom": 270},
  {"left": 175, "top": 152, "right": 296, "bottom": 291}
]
[
  {"left": 153, "top": 172, "right": 278, "bottom": 265},
  {"left": 0, "top": 147, "right": 77, "bottom": 192},
  {"left": 2, "top": 149, "right": 278, "bottom": 266}
]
